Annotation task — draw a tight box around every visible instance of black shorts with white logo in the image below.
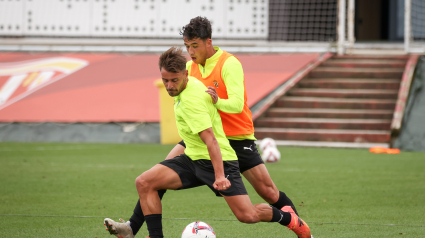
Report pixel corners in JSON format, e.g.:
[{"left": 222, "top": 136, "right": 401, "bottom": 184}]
[
  {"left": 178, "top": 139, "right": 264, "bottom": 173},
  {"left": 159, "top": 154, "right": 248, "bottom": 197}
]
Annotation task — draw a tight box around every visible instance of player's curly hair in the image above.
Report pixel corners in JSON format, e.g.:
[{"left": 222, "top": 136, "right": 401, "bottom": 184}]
[
  {"left": 180, "top": 16, "right": 212, "bottom": 41},
  {"left": 158, "top": 47, "right": 187, "bottom": 73}
]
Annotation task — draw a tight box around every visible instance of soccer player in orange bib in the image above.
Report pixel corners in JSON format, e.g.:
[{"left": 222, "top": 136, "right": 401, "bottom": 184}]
[{"left": 104, "top": 17, "right": 311, "bottom": 238}]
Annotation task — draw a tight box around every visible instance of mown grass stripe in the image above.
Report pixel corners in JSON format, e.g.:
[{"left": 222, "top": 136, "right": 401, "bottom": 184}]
[{"left": 1, "top": 214, "right": 424, "bottom": 228}]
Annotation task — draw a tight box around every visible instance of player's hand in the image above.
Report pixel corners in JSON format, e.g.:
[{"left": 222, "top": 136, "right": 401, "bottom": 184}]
[
  {"left": 206, "top": 86, "right": 218, "bottom": 104},
  {"left": 213, "top": 176, "right": 231, "bottom": 191}
]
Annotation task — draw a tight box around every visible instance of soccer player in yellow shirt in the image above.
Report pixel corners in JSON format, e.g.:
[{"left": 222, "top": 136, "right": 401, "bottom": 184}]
[
  {"left": 104, "top": 17, "right": 311, "bottom": 238},
  {"left": 105, "top": 47, "right": 310, "bottom": 238}
]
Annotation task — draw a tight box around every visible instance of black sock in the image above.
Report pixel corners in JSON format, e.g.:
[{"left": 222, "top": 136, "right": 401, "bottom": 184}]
[
  {"left": 270, "top": 191, "right": 299, "bottom": 216},
  {"left": 129, "top": 189, "right": 167, "bottom": 235},
  {"left": 144, "top": 214, "right": 163, "bottom": 238},
  {"left": 129, "top": 199, "right": 144, "bottom": 235},
  {"left": 270, "top": 206, "right": 291, "bottom": 226}
]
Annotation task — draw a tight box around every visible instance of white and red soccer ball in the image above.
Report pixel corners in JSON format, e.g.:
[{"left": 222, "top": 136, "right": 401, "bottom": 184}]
[
  {"left": 259, "top": 137, "right": 277, "bottom": 152},
  {"left": 259, "top": 138, "right": 281, "bottom": 163},
  {"left": 262, "top": 146, "right": 281, "bottom": 163},
  {"left": 181, "top": 221, "right": 216, "bottom": 238}
]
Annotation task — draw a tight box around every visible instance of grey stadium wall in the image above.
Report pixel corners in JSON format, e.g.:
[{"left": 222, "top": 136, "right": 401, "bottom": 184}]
[{"left": 394, "top": 56, "right": 425, "bottom": 151}]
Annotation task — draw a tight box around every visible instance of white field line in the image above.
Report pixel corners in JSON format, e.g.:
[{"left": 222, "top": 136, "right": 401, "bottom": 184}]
[
  {"left": 0, "top": 146, "right": 108, "bottom": 151},
  {"left": 0, "top": 214, "right": 423, "bottom": 227}
]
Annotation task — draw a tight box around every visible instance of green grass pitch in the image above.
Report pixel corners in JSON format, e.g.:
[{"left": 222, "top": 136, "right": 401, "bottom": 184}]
[{"left": 0, "top": 142, "right": 424, "bottom": 237}]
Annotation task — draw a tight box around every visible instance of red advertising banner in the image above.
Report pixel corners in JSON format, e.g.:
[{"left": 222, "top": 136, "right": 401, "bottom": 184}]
[{"left": 0, "top": 52, "right": 319, "bottom": 123}]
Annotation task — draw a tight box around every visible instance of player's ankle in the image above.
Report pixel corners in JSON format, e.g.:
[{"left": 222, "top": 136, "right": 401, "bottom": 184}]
[
  {"left": 270, "top": 207, "right": 291, "bottom": 226},
  {"left": 145, "top": 214, "right": 164, "bottom": 238}
]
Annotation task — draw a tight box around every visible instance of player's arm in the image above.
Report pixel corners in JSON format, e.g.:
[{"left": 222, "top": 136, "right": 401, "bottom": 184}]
[
  {"left": 206, "top": 57, "right": 245, "bottom": 113},
  {"left": 198, "top": 128, "right": 231, "bottom": 191},
  {"left": 182, "top": 91, "right": 230, "bottom": 190}
]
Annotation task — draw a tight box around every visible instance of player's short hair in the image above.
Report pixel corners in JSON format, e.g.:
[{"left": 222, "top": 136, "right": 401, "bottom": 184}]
[
  {"left": 158, "top": 47, "right": 186, "bottom": 73},
  {"left": 180, "top": 16, "right": 212, "bottom": 41}
]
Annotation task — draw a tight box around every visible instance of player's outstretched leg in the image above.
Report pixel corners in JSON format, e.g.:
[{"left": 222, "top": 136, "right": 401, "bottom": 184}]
[
  {"left": 258, "top": 203, "right": 312, "bottom": 238},
  {"left": 224, "top": 195, "right": 311, "bottom": 237},
  {"left": 127, "top": 190, "right": 167, "bottom": 235},
  {"left": 242, "top": 163, "right": 299, "bottom": 215},
  {"left": 281, "top": 206, "right": 312, "bottom": 238},
  {"left": 103, "top": 190, "right": 167, "bottom": 237},
  {"left": 124, "top": 143, "right": 184, "bottom": 235},
  {"left": 136, "top": 163, "right": 183, "bottom": 238},
  {"left": 231, "top": 140, "right": 299, "bottom": 215},
  {"left": 271, "top": 191, "right": 299, "bottom": 215},
  {"left": 104, "top": 218, "right": 134, "bottom": 238},
  {"left": 104, "top": 144, "right": 184, "bottom": 237}
]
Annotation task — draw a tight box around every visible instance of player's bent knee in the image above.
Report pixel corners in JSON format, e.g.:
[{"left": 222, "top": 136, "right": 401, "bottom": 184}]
[{"left": 135, "top": 173, "right": 152, "bottom": 192}]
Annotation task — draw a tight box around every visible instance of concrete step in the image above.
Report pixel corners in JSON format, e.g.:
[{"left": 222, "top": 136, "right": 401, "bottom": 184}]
[
  {"left": 298, "top": 78, "right": 400, "bottom": 90},
  {"left": 266, "top": 108, "right": 393, "bottom": 119},
  {"left": 332, "top": 55, "right": 409, "bottom": 60},
  {"left": 255, "top": 117, "right": 391, "bottom": 130},
  {"left": 322, "top": 59, "right": 406, "bottom": 68},
  {"left": 309, "top": 67, "right": 404, "bottom": 78},
  {"left": 256, "top": 139, "right": 389, "bottom": 149},
  {"left": 288, "top": 88, "right": 399, "bottom": 99},
  {"left": 275, "top": 97, "right": 396, "bottom": 110},
  {"left": 254, "top": 128, "right": 390, "bottom": 143}
]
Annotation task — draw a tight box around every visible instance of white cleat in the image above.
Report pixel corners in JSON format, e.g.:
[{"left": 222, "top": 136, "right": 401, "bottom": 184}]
[{"left": 104, "top": 218, "right": 134, "bottom": 238}]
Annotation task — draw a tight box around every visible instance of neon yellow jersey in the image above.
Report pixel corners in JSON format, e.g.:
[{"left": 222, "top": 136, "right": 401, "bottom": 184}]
[
  {"left": 186, "top": 47, "right": 256, "bottom": 141},
  {"left": 174, "top": 76, "right": 237, "bottom": 161}
]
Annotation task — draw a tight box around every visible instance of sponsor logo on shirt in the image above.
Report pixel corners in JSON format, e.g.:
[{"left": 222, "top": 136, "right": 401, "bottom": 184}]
[{"left": 213, "top": 80, "right": 219, "bottom": 89}]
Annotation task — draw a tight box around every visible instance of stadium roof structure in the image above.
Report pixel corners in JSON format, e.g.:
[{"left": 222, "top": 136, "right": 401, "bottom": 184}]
[{"left": 0, "top": 51, "right": 320, "bottom": 123}]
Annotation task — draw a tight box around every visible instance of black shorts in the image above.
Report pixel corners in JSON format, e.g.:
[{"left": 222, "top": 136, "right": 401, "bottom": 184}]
[
  {"left": 178, "top": 139, "right": 264, "bottom": 173},
  {"left": 159, "top": 154, "right": 248, "bottom": 197}
]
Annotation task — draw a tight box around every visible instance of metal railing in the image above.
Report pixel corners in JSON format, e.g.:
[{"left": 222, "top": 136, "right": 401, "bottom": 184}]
[{"left": 337, "top": 0, "right": 425, "bottom": 55}]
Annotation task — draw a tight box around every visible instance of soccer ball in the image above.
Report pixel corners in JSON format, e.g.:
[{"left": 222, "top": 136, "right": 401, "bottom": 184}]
[
  {"left": 262, "top": 146, "right": 281, "bottom": 163},
  {"left": 181, "top": 221, "right": 216, "bottom": 238},
  {"left": 259, "top": 137, "right": 277, "bottom": 152}
]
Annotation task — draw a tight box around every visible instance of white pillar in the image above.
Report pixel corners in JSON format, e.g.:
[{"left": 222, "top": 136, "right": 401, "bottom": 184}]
[
  {"left": 347, "top": 0, "right": 355, "bottom": 53},
  {"left": 337, "top": 0, "right": 346, "bottom": 55},
  {"left": 405, "top": 0, "right": 411, "bottom": 54}
]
